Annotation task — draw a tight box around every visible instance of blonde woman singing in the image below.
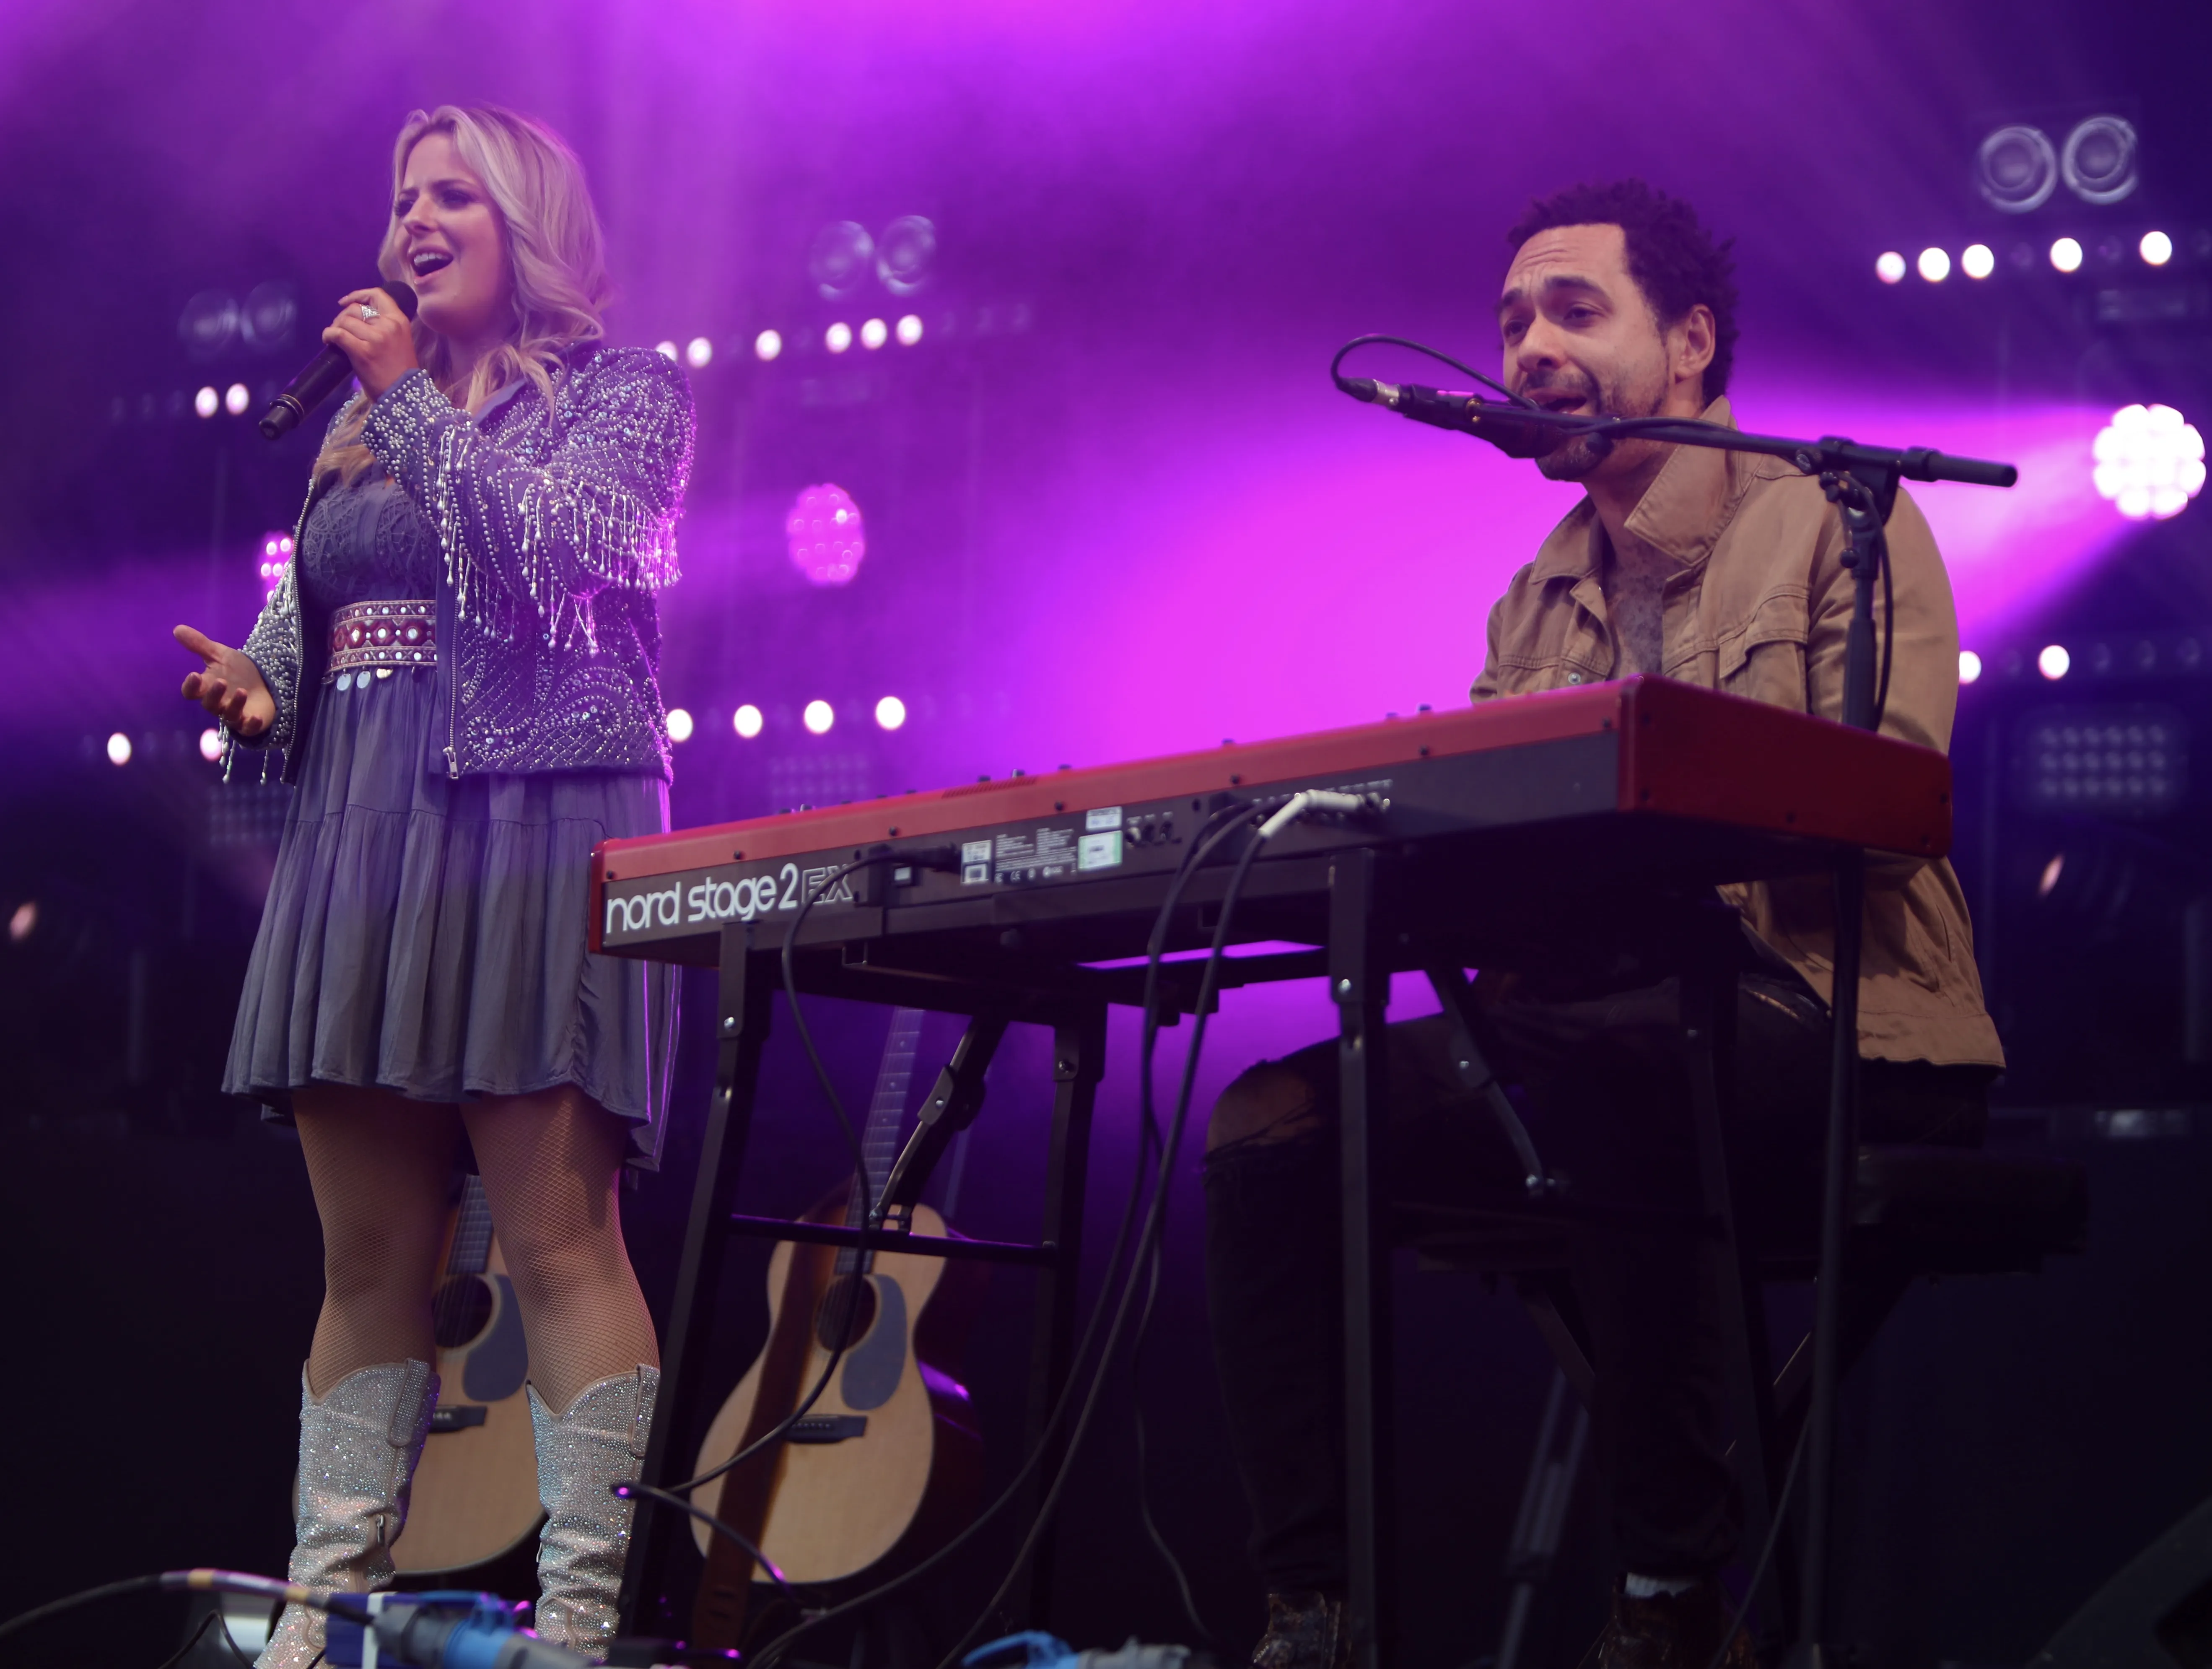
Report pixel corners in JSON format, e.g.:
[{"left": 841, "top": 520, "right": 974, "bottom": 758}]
[{"left": 175, "top": 105, "right": 690, "bottom": 1664}]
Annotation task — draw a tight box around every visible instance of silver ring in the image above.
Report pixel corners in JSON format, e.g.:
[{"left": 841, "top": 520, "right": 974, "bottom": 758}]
[{"left": 359, "top": 303, "right": 379, "bottom": 320}]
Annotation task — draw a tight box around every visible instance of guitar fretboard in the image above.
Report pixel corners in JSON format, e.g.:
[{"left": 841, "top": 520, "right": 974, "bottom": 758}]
[
  {"left": 448, "top": 1174, "right": 493, "bottom": 1277},
  {"left": 838, "top": 1008, "right": 925, "bottom": 1273}
]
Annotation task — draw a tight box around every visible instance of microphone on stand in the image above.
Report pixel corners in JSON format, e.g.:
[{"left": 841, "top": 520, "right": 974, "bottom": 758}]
[
  {"left": 1335, "top": 375, "right": 1565, "bottom": 460},
  {"left": 259, "top": 280, "right": 419, "bottom": 441}
]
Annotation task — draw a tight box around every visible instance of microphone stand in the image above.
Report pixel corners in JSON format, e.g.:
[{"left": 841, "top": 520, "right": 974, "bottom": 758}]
[{"left": 1374, "top": 394, "right": 2015, "bottom": 1664}]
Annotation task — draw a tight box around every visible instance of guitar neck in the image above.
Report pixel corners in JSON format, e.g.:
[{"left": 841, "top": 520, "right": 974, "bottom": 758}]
[
  {"left": 447, "top": 1175, "right": 493, "bottom": 1277},
  {"left": 839, "top": 1008, "right": 926, "bottom": 1268}
]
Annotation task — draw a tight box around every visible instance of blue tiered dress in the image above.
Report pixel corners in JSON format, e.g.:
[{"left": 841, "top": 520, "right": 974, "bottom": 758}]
[{"left": 223, "top": 462, "right": 678, "bottom": 1168}]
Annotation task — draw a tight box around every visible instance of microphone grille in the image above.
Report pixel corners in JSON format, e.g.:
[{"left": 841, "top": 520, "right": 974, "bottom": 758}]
[{"left": 381, "top": 279, "right": 420, "bottom": 320}]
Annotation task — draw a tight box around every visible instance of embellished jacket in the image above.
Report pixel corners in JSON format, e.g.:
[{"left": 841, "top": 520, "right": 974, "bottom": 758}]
[{"left": 238, "top": 343, "right": 694, "bottom": 783}]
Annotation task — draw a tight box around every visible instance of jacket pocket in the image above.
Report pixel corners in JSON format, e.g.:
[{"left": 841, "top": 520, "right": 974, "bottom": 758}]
[{"left": 1716, "top": 588, "right": 1810, "bottom": 703}]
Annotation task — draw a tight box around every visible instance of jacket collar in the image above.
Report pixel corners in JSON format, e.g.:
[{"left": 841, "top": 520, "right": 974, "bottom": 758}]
[{"left": 1528, "top": 395, "right": 1743, "bottom": 586}]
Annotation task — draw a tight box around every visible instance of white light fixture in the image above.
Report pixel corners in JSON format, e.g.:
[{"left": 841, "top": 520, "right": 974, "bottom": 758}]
[
  {"left": 666, "top": 706, "right": 695, "bottom": 742},
  {"left": 1917, "top": 247, "right": 1951, "bottom": 283},
  {"left": 2093, "top": 403, "right": 2207, "bottom": 520},
  {"left": 685, "top": 337, "right": 713, "bottom": 369},
  {"left": 224, "top": 382, "right": 249, "bottom": 415},
  {"left": 107, "top": 732, "right": 132, "bottom": 766},
  {"left": 860, "top": 317, "right": 888, "bottom": 350},
  {"left": 198, "top": 727, "right": 225, "bottom": 762},
  {"left": 194, "top": 386, "right": 219, "bottom": 419},
  {"left": 655, "top": 340, "right": 678, "bottom": 359},
  {"left": 874, "top": 695, "right": 907, "bottom": 731},
  {"left": 1958, "top": 650, "right": 1983, "bottom": 685},
  {"left": 2050, "top": 237, "right": 2084, "bottom": 273},
  {"left": 733, "top": 704, "right": 764, "bottom": 740},
  {"left": 754, "top": 329, "right": 783, "bottom": 362},
  {"left": 896, "top": 313, "right": 924, "bottom": 345},
  {"left": 803, "top": 699, "right": 835, "bottom": 735},
  {"left": 825, "top": 322, "right": 853, "bottom": 354},
  {"left": 2038, "top": 644, "right": 2071, "bottom": 680},
  {"left": 1961, "top": 244, "right": 1996, "bottom": 280},
  {"left": 2141, "top": 230, "right": 2174, "bottom": 267}
]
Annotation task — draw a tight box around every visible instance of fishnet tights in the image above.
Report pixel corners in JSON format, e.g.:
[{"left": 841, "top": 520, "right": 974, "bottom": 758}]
[{"left": 294, "top": 1083, "right": 659, "bottom": 1415}]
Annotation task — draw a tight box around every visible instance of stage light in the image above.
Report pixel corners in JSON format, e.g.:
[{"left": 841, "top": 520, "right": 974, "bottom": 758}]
[
  {"left": 875, "top": 215, "right": 937, "bottom": 295},
  {"left": 860, "top": 317, "right": 888, "bottom": 350},
  {"left": 1976, "top": 125, "right": 2059, "bottom": 213},
  {"left": 2141, "top": 230, "right": 2174, "bottom": 267},
  {"left": 1917, "top": 247, "right": 1950, "bottom": 283},
  {"left": 685, "top": 337, "right": 713, "bottom": 369},
  {"left": 2093, "top": 404, "right": 2207, "bottom": 521},
  {"left": 825, "top": 321, "right": 852, "bottom": 354},
  {"left": 179, "top": 289, "right": 240, "bottom": 358},
  {"left": 194, "top": 386, "right": 219, "bottom": 419},
  {"left": 655, "top": 340, "right": 677, "bottom": 359},
  {"left": 874, "top": 695, "right": 907, "bottom": 731},
  {"left": 258, "top": 531, "right": 294, "bottom": 597},
  {"left": 810, "top": 222, "right": 876, "bottom": 300},
  {"left": 2062, "top": 115, "right": 2139, "bottom": 206},
  {"left": 2039, "top": 645, "right": 2072, "bottom": 680},
  {"left": 733, "top": 703, "right": 764, "bottom": 740},
  {"left": 8, "top": 901, "right": 34, "bottom": 942},
  {"left": 2020, "top": 709, "right": 2186, "bottom": 815},
  {"left": 1875, "top": 251, "right": 1906, "bottom": 284},
  {"left": 199, "top": 727, "right": 224, "bottom": 762},
  {"left": 2050, "top": 237, "right": 2084, "bottom": 273},
  {"left": 224, "top": 382, "right": 249, "bottom": 415},
  {"left": 1960, "top": 651, "right": 1984, "bottom": 684},
  {"left": 755, "top": 329, "right": 783, "bottom": 362},
  {"left": 666, "top": 706, "right": 695, "bottom": 742},
  {"left": 804, "top": 699, "right": 835, "bottom": 736},
  {"left": 107, "top": 732, "right": 132, "bottom": 766},
  {"left": 240, "top": 280, "right": 298, "bottom": 351},
  {"left": 1962, "top": 243, "right": 1996, "bottom": 280},
  {"left": 896, "top": 313, "right": 924, "bottom": 345},
  {"left": 786, "top": 483, "right": 866, "bottom": 586}
]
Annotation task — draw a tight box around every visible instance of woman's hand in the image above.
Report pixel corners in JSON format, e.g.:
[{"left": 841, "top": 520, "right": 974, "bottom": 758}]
[
  {"left": 175, "top": 624, "right": 276, "bottom": 738},
  {"left": 324, "top": 287, "right": 421, "bottom": 402}
]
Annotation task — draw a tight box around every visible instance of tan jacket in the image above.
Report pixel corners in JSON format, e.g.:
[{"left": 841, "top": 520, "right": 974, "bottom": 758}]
[{"left": 1470, "top": 397, "right": 2005, "bottom": 1067}]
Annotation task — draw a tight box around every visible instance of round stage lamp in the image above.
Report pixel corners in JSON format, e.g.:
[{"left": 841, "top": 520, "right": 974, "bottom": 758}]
[
  {"left": 240, "top": 280, "right": 298, "bottom": 351},
  {"left": 1917, "top": 248, "right": 1950, "bottom": 283},
  {"left": 875, "top": 695, "right": 907, "bottom": 731},
  {"left": 199, "top": 727, "right": 225, "bottom": 762},
  {"left": 2038, "top": 645, "right": 2071, "bottom": 681},
  {"left": 875, "top": 215, "right": 937, "bottom": 296},
  {"left": 896, "top": 314, "right": 924, "bottom": 345},
  {"left": 860, "top": 317, "right": 888, "bottom": 350},
  {"left": 755, "top": 330, "right": 783, "bottom": 362},
  {"left": 1875, "top": 252, "right": 1907, "bottom": 284},
  {"left": 2062, "top": 115, "right": 2139, "bottom": 206},
  {"left": 803, "top": 699, "right": 835, "bottom": 736},
  {"left": 194, "top": 386, "right": 219, "bottom": 419},
  {"left": 107, "top": 732, "right": 132, "bottom": 766},
  {"left": 224, "top": 382, "right": 249, "bottom": 415},
  {"left": 785, "top": 483, "right": 865, "bottom": 586},
  {"left": 666, "top": 706, "right": 695, "bottom": 742},
  {"left": 825, "top": 321, "right": 852, "bottom": 354},
  {"left": 1976, "top": 125, "right": 2059, "bottom": 214},
  {"left": 654, "top": 340, "right": 677, "bottom": 360},
  {"left": 179, "top": 289, "right": 240, "bottom": 358},
  {"left": 2093, "top": 404, "right": 2206, "bottom": 521},
  {"left": 2141, "top": 231, "right": 2174, "bottom": 267},
  {"left": 685, "top": 337, "right": 713, "bottom": 369},
  {"left": 9, "top": 901, "right": 35, "bottom": 942},
  {"left": 809, "top": 221, "right": 875, "bottom": 298},
  {"left": 258, "top": 531, "right": 294, "bottom": 598},
  {"left": 1961, "top": 244, "right": 1996, "bottom": 280},
  {"left": 733, "top": 704, "right": 764, "bottom": 740},
  {"left": 2050, "top": 237, "right": 2084, "bottom": 273},
  {"left": 1959, "top": 651, "right": 1983, "bottom": 685}
]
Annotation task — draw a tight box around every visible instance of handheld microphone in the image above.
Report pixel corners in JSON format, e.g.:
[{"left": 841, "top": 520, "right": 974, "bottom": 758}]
[
  {"left": 259, "top": 280, "right": 419, "bottom": 441},
  {"left": 1336, "top": 376, "right": 1564, "bottom": 460}
]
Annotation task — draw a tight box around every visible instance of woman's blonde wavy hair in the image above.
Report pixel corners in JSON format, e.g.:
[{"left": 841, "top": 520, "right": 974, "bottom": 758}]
[{"left": 315, "top": 105, "right": 612, "bottom": 485}]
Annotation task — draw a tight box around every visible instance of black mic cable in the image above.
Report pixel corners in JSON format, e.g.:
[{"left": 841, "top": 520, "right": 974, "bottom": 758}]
[{"left": 259, "top": 280, "right": 418, "bottom": 441}]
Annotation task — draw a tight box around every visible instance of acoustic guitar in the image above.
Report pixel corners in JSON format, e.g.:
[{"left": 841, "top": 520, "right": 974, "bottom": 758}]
[
  {"left": 390, "top": 1173, "right": 544, "bottom": 1573},
  {"left": 687, "top": 1008, "right": 985, "bottom": 1648}
]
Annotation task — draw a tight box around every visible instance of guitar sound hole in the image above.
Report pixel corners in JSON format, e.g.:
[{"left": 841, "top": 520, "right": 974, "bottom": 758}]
[
  {"left": 433, "top": 1275, "right": 493, "bottom": 1350},
  {"left": 814, "top": 1275, "right": 878, "bottom": 1351}
]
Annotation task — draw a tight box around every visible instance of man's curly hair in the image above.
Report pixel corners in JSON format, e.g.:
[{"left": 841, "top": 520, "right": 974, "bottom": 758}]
[{"left": 1507, "top": 179, "right": 1740, "bottom": 403}]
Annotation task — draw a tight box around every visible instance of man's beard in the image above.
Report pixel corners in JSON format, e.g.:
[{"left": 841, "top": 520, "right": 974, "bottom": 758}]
[{"left": 1531, "top": 371, "right": 1662, "bottom": 482}]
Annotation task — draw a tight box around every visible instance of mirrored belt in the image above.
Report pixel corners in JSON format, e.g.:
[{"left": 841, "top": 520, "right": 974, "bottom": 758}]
[{"left": 326, "top": 599, "right": 437, "bottom": 681}]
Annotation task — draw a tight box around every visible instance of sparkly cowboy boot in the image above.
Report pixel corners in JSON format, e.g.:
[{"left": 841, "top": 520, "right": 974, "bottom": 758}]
[
  {"left": 258, "top": 1359, "right": 439, "bottom": 1669},
  {"left": 1250, "top": 1590, "right": 1350, "bottom": 1669},
  {"left": 529, "top": 1365, "right": 659, "bottom": 1659}
]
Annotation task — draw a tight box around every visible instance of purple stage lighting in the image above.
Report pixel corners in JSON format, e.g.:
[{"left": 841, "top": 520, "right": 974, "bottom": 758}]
[
  {"left": 2141, "top": 231, "right": 2174, "bottom": 267},
  {"left": 199, "top": 727, "right": 224, "bottom": 762},
  {"left": 666, "top": 706, "right": 695, "bottom": 742},
  {"left": 804, "top": 699, "right": 835, "bottom": 736},
  {"left": 194, "top": 386, "right": 219, "bottom": 419},
  {"left": 875, "top": 215, "right": 937, "bottom": 295},
  {"left": 825, "top": 321, "right": 853, "bottom": 354},
  {"left": 860, "top": 317, "right": 888, "bottom": 350},
  {"left": 2039, "top": 644, "right": 2072, "bottom": 680},
  {"left": 809, "top": 221, "right": 875, "bottom": 298},
  {"left": 754, "top": 330, "right": 782, "bottom": 362},
  {"left": 106, "top": 732, "right": 132, "bottom": 766},
  {"left": 786, "top": 484, "right": 866, "bottom": 585},
  {"left": 896, "top": 314, "right": 924, "bottom": 345},
  {"left": 224, "top": 382, "right": 249, "bottom": 415},
  {"left": 733, "top": 704, "right": 764, "bottom": 740},
  {"left": 2050, "top": 237, "right": 2084, "bottom": 273},
  {"left": 1961, "top": 244, "right": 1995, "bottom": 280},
  {"left": 258, "top": 531, "right": 294, "bottom": 598},
  {"left": 875, "top": 695, "right": 907, "bottom": 731},
  {"left": 1875, "top": 252, "right": 1906, "bottom": 284},
  {"left": 1959, "top": 651, "right": 1983, "bottom": 685},
  {"left": 2094, "top": 405, "right": 2206, "bottom": 521},
  {"left": 685, "top": 337, "right": 713, "bottom": 369},
  {"left": 1917, "top": 248, "right": 1950, "bottom": 283},
  {"left": 654, "top": 340, "right": 677, "bottom": 360}
]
